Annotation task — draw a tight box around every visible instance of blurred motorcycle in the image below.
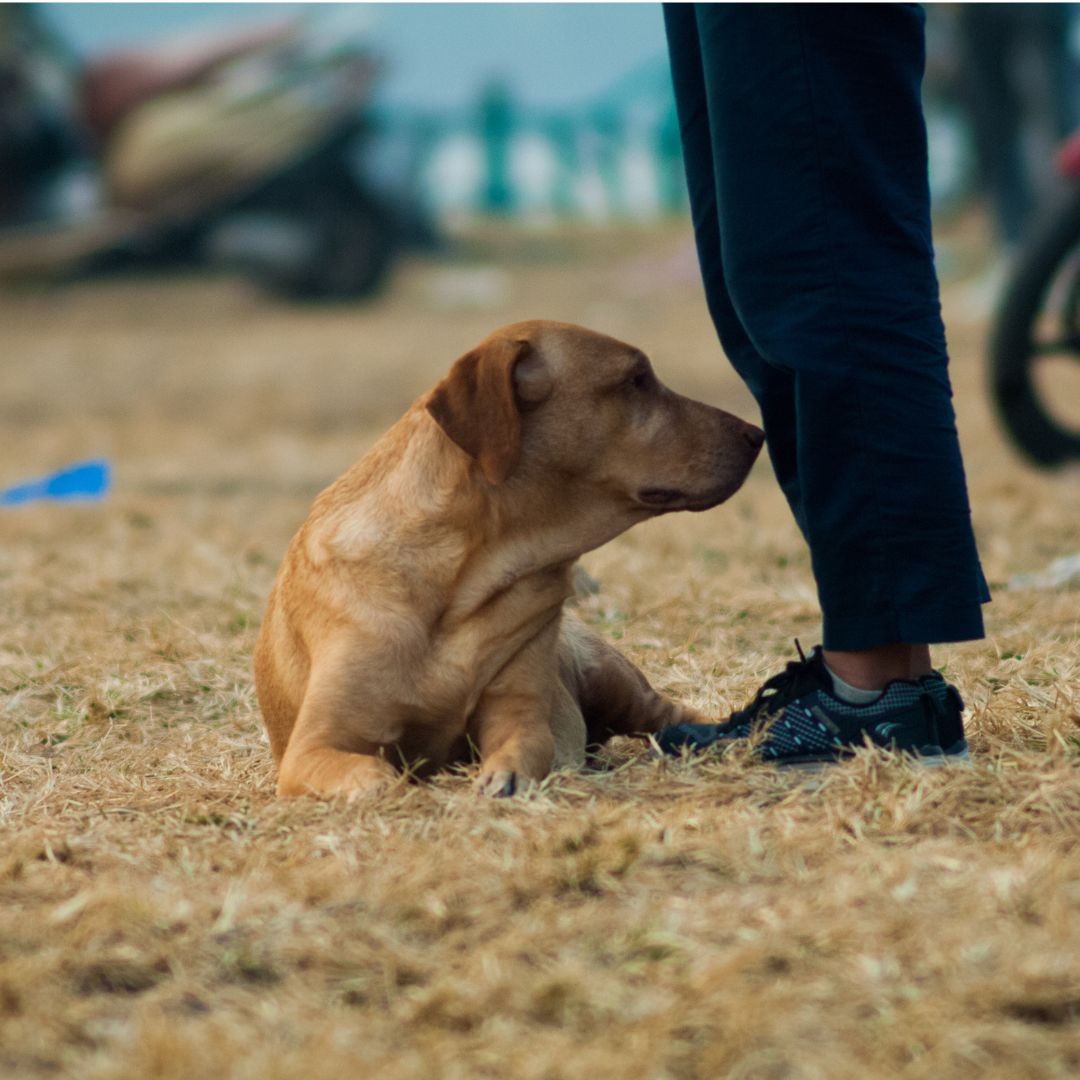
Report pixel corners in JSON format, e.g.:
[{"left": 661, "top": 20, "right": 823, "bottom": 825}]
[
  {"left": 0, "top": 11, "right": 404, "bottom": 300},
  {"left": 990, "top": 129, "right": 1080, "bottom": 466}
]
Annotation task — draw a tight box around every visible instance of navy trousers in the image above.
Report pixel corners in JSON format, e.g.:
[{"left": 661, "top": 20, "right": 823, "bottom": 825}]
[{"left": 664, "top": 3, "right": 989, "bottom": 651}]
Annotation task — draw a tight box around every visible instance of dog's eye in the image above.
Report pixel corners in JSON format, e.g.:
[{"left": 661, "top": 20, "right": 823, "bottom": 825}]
[{"left": 626, "top": 368, "right": 652, "bottom": 392}]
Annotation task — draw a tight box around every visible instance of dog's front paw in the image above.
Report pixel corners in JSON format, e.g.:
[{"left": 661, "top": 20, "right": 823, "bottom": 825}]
[
  {"left": 476, "top": 767, "right": 517, "bottom": 798},
  {"left": 343, "top": 773, "right": 397, "bottom": 803}
]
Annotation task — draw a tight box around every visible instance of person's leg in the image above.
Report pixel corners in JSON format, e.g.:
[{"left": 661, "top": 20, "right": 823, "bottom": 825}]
[
  {"left": 689, "top": 3, "right": 988, "bottom": 662},
  {"left": 665, "top": 3, "right": 970, "bottom": 692},
  {"left": 662, "top": 3, "right": 807, "bottom": 538},
  {"left": 658, "top": 4, "right": 980, "bottom": 760}
]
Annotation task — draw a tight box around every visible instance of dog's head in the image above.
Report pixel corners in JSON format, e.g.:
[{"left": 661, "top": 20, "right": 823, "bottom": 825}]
[{"left": 426, "top": 320, "right": 763, "bottom": 520}]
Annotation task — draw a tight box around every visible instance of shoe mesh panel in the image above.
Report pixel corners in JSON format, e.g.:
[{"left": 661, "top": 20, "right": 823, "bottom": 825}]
[
  {"left": 758, "top": 706, "right": 838, "bottom": 758},
  {"left": 658, "top": 668, "right": 961, "bottom": 760},
  {"left": 820, "top": 673, "right": 947, "bottom": 720}
]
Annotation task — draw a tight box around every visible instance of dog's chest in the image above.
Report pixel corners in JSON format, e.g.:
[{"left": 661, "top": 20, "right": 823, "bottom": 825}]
[{"left": 417, "top": 572, "right": 569, "bottom": 717}]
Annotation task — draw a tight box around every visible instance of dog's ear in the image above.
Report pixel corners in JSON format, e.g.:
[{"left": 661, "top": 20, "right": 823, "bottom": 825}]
[{"left": 426, "top": 335, "right": 545, "bottom": 484}]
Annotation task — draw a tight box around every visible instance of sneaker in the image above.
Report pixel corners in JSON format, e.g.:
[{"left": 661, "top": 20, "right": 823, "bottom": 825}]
[{"left": 656, "top": 643, "right": 969, "bottom": 766}]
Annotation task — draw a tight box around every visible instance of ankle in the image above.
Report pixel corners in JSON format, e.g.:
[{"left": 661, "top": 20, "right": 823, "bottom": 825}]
[
  {"left": 822, "top": 644, "right": 932, "bottom": 691},
  {"left": 825, "top": 664, "right": 883, "bottom": 704}
]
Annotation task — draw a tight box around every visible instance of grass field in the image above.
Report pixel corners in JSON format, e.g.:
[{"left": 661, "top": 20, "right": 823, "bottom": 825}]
[{"left": 1, "top": 222, "right": 1078, "bottom": 1079}]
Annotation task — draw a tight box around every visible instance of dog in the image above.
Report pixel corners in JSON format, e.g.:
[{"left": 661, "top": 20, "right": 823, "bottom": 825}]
[{"left": 254, "top": 320, "right": 763, "bottom": 797}]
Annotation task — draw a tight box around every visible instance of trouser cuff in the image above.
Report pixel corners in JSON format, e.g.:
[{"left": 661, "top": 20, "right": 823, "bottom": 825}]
[{"left": 822, "top": 602, "right": 987, "bottom": 651}]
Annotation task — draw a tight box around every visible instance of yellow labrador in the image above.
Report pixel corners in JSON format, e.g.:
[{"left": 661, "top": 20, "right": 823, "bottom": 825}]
[{"left": 254, "top": 321, "right": 763, "bottom": 797}]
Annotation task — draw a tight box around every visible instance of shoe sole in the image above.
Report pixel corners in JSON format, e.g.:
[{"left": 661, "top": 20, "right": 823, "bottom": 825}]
[{"left": 777, "top": 741, "right": 972, "bottom": 772}]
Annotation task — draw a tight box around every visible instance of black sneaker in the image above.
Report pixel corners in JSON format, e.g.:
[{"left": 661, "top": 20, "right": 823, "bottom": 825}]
[{"left": 655, "top": 644, "right": 969, "bottom": 766}]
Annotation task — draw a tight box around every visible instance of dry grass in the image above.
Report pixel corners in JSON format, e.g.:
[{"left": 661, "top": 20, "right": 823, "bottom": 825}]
[{"left": 1, "top": 220, "right": 1078, "bottom": 1079}]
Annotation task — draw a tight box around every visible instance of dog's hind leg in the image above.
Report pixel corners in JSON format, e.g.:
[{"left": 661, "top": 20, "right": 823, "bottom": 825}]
[
  {"left": 549, "top": 679, "right": 588, "bottom": 770},
  {"left": 559, "top": 613, "right": 705, "bottom": 742}
]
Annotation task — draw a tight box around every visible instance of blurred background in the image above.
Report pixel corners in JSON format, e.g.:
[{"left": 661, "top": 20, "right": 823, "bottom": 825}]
[
  {"left": 4, "top": 4, "right": 1078, "bottom": 265},
  {"left": 1, "top": 2, "right": 1079, "bottom": 484}
]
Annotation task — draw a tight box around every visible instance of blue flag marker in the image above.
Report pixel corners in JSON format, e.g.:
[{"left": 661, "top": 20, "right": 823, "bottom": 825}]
[{"left": 0, "top": 460, "right": 111, "bottom": 507}]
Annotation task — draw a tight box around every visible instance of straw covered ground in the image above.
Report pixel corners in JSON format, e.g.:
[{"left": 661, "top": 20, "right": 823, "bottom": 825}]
[{"left": 1, "top": 222, "right": 1078, "bottom": 1079}]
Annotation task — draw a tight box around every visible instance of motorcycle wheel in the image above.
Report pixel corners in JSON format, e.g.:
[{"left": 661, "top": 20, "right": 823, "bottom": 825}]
[
  {"left": 295, "top": 189, "right": 397, "bottom": 300},
  {"left": 272, "top": 189, "right": 396, "bottom": 302},
  {"left": 212, "top": 181, "right": 396, "bottom": 302},
  {"left": 990, "top": 185, "right": 1080, "bottom": 466}
]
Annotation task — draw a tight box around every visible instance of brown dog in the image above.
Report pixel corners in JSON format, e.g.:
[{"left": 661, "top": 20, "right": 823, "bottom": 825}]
[{"left": 254, "top": 321, "right": 763, "bottom": 798}]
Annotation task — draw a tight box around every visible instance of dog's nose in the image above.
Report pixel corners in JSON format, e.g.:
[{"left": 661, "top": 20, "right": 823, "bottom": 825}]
[{"left": 743, "top": 424, "right": 766, "bottom": 450}]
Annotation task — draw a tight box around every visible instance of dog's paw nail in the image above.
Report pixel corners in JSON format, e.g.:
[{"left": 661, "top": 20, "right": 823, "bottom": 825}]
[{"left": 477, "top": 770, "right": 517, "bottom": 797}]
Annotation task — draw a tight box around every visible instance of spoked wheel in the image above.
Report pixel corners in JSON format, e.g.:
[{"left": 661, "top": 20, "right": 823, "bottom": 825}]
[{"left": 990, "top": 186, "right": 1080, "bottom": 467}]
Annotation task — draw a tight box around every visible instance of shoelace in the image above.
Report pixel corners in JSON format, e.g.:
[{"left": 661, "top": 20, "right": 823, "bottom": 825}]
[{"left": 725, "top": 640, "right": 826, "bottom": 728}]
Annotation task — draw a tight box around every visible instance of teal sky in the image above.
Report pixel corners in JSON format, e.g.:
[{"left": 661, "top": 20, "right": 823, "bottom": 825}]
[{"left": 44, "top": 3, "right": 669, "bottom": 110}]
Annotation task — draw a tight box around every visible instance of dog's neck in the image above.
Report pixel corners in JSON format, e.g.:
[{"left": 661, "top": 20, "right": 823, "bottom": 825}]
[{"left": 309, "top": 406, "right": 643, "bottom": 630}]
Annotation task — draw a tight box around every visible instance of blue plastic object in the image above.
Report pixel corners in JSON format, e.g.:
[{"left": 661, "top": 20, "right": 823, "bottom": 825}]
[{"left": 0, "top": 460, "right": 111, "bottom": 507}]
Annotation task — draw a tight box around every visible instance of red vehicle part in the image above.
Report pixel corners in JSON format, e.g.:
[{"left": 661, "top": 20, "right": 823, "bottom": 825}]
[
  {"left": 1056, "top": 129, "right": 1080, "bottom": 178},
  {"left": 80, "top": 20, "right": 297, "bottom": 143}
]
